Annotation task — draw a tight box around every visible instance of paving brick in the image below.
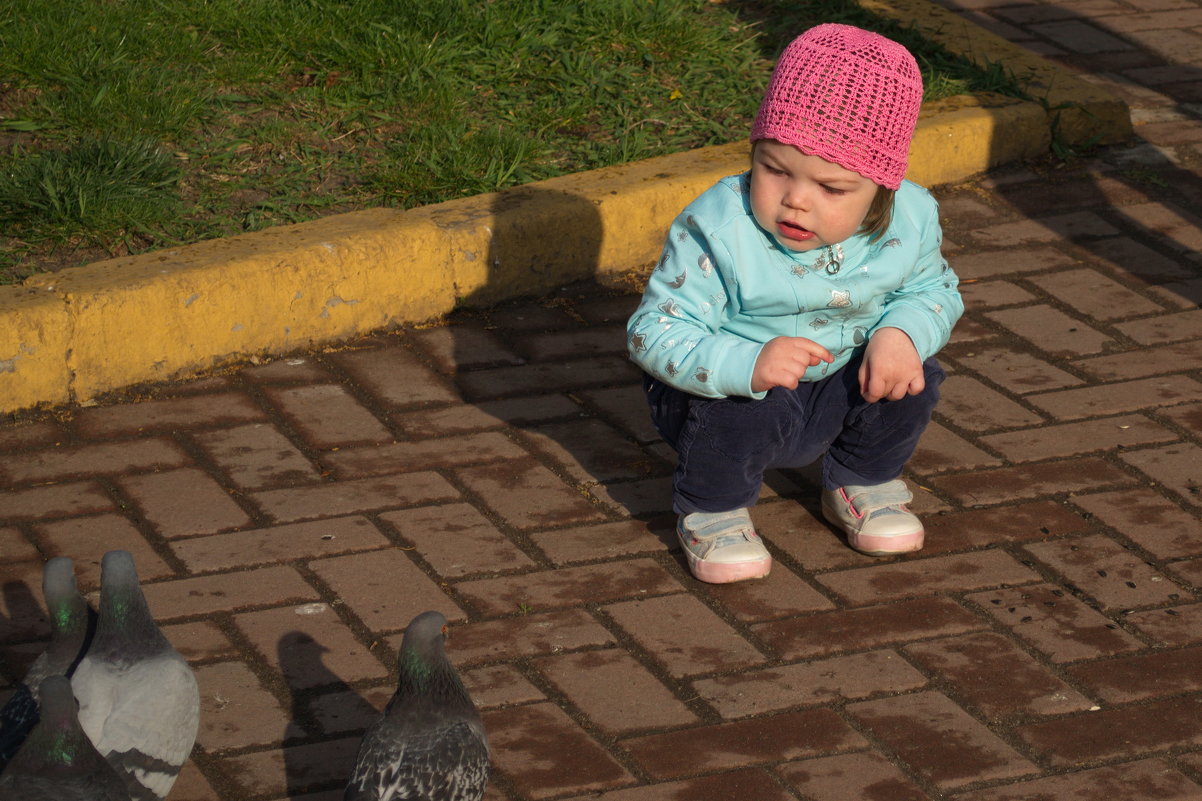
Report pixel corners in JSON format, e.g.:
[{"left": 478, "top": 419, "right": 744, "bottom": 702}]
[
  {"left": 1031, "top": 19, "right": 1135, "bottom": 51},
  {"left": 304, "top": 685, "right": 393, "bottom": 737},
  {"left": 409, "top": 325, "right": 524, "bottom": 373},
  {"left": 195, "top": 660, "right": 292, "bottom": 751},
  {"left": 817, "top": 550, "right": 1040, "bottom": 604},
  {"left": 936, "top": 375, "right": 1045, "bottom": 431},
  {"left": 327, "top": 343, "right": 460, "bottom": 407},
  {"left": 910, "top": 420, "right": 1004, "bottom": 475},
  {"left": 473, "top": 394, "right": 589, "bottom": 426},
  {"left": 309, "top": 549, "right": 461, "bottom": 632},
  {"left": 953, "top": 758, "right": 1202, "bottom": 801},
  {"left": 967, "top": 583, "right": 1143, "bottom": 662},
  {"left": 531, "top": 648, "right": 698, "bottom": 733},
  {"left": 1126, "top": 603, "right": 1202, "bottom": 647},
  {"left": 1120, "top": 201, "right": 1202, "bottom": 252},
  {"left": 577, "top": 385, "right": 661, "bottom": 444},
  {"left": 0, "top": 560, "right": 52, "bottom": 643},
  {"left": 3, "top": 438, "right": 191, "bottom": 486},
  {"left": 170, "top": 760, "right": 220, "bottom": 801},
  {"left": 979, "top": 413, "right": 1178, "bottom": 460},
  {"left": 986, "top": 304, "right": 1117, "bottom": 356},
  {"left": 453, "top": 356, "right": 639, "bottom": 401},
  {"left": 71, "top": 392, "right": 266, "bottom": 437},
  {"left": 1093, "top": 236, "right": 1197, "bottom": 281},
  {"left": 0, "top": 482, "right": 112, "bottom": 522},
  {"left": 699, "top": 564, "right": 836, "bottom": 622},
  {"left": 0, "top": 419, "right": 66, "bottom": 450},
  {"left": 31, "top": 513, "right": 173, "bottom": 586},
  {"left": 950, "top": 243, "right": 1078, "bottom": 282},
  {"left": 378, "top": 504, "right": 536, "bottom": 577},
  {"left": 219, "top": 736, "right": 359, "bottom": 798},
  {"left": 251, "top": 472, "right": 460, "bottom": 523},
  {"left": 692, "top": 650, "right": 927, "bottom": 718},
  {"left": 922, "top": 501, "right": 1093, "bottom": 552},
  {"left": 170, "top": 516, "right": 391, "bottom": 572},
  {"left": 192, "top": 422, "right": 322, "bottom": 490},
  {"left": 1162, "top": 400, "right": 1202, "bottom": 437},
  {"left": 846, "top": 690, "right": 1038, "bottom": 788},
  {"left": 238, "top": 354, "right": 335, "bottom": 383},
  {"left": 752, "top": 597, "right": 987, "bottom": 660},
  {"left": 777, "top": 750, "right": 932, "bottom": 801},
  {"left": 1119, "top": 442, "right": 1202, "bottom": 505},
  {"left": 483, "top": 702, "right": 633, "bottom": 798},
  {"left": 957, "top": 279, "right": 1036, "bottom": 309},
  {"left": 463, "top": 664, "right": 546, "bottom": 709},
  {"left": 1016, "top": 695, "right": 1202, "bottom": 765},
  {"left": 903, "top": 631, "right": 1093, "bottom": 718},
  {"left": 1116, "top": 308, "right": 1202, "bottom": 345},
  {"left": 323, "top": 431, "right": 527, "bottom": 479},
  {"left": 236, "top": 605, "right": 390, "bottom": 689},
  {"left": 140, "top": 566, "right": 319, "bottom": 620},
  {"left": 264, "top": 384, "right": 393, "bottom": 448},
  {"left": 1066, "top": 644, "right": 1202, "bottom": 703},
  {"left": 454, "top": 458, "right": 607, "bottom": 529},
  {"left": 515, "top": 325, "right": 627, "bottom": 361},
  {"left": 457, "top": 559, "right": 682, "bottom": 617},
  {"left": 0, "top": 527, "right": 38, "bottom": 564},
  {"left": 528, "top": 519, "right": 672, "bottom": 564},
  {"left": 164, "top": 620, "right": 238, "bottom": 663},
  {"left": 966, "top": 220, "right": 1068, "bottom": 248},
  {"left": 522, "top": 418, "right": 657, "bottom": 483},
  {"left": 448, "top": 609, "right": 616, "bottom": 666},
  {"left": 1022, "top": 533, "right": 1193, "bottom": 610},
  {"left": 949, "top": 346, "right": 1084, "bottom": 394},
  {"left": 1072, "top": 487, "right": 1202, "bottom": 558},
  {"left": 604, "top": 592, "right": 767, "bottom": 676},
  {"left": 931, "top": 457, "right": 1134, "bottom": 506},
  {"left": 559, "top": 769, "right": 795, "bottom": 801},
  {"left": 1031, "top": 268, "right": 1166, "bottom": 320},
  {"left": 623, "top": 709, "right": 866, "bottom": 780},
  {"left": 119, "top": 467, "right": 254, "bottom": 537},
  {"left": 390, "top": 404, "right": 510, "bottom": 437}
]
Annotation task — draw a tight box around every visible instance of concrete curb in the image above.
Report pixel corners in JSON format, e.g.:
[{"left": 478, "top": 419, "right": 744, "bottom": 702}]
[{"left": 0, "top": 1, "right": 1132, "bottom": 415}]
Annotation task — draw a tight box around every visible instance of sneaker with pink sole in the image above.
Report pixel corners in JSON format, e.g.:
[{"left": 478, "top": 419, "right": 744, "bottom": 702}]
[
  {"left": 822, "top": 480, "right": 924, "bottom": 555},
  {"left": 676, "top": 508, "right": 772, "bottom": 583}
]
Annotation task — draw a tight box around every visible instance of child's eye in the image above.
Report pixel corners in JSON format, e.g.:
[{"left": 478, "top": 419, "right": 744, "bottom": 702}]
[
  {"left": 821, "top": 185, "right": 847, "bottom": 196},
  {"left": 760, "top": 163, "right": 786, "bottom": 176}
]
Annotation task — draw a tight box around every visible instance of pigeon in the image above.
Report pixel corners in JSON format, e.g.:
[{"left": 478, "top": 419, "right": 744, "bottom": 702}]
[
  {"left": 69, "top": 550, "right": 199, "bottom": 801},
  {"left": 343, "top": 610, "right": 489, "bottom": 801},
  {"left": 0, "top": 675, "right": 131, "bottom": 800},
  {"left": 0, "top": 556, "right": 95, "bottom": 772}
]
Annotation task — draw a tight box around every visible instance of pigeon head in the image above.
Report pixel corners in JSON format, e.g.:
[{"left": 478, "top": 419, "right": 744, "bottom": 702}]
[
  {"left": 16, "top": 676, "right": 99, "bottom": 773},
  {"left": 27, "top": 557, "right": 95, "bottom": 685},
  {"left": 391, "top": 611, "right": 473, "bottom": 710},
  {"left": 91, "top": 550, "right": 169, "bottom": 660}
]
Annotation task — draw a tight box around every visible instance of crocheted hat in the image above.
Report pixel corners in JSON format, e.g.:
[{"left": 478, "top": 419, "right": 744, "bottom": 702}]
[{"left": 750, "top": 23, "right": 923, "bottom": 190}]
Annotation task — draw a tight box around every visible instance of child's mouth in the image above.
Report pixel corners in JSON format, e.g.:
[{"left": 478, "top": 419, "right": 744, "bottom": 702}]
[{"left": 777, "top": 220, "right": 814, "bottom": 241}]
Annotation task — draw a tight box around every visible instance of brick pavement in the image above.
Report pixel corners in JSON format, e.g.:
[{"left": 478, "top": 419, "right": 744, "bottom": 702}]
[{"left": 3, "top": 1, "right": 1202, "bottom": 799}]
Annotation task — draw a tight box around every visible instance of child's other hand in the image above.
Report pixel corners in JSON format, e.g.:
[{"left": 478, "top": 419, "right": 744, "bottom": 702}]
[
  {"left": 752, "top": 336, "right": 834, "bottom": 392},
  {"left": 859, "top": 327, "right": 923, "bottom": 402}
]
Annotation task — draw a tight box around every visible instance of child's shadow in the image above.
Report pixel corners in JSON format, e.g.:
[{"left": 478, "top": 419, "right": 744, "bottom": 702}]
[{"left": 276, "top": 630, "right": 385, "bottom": 799}]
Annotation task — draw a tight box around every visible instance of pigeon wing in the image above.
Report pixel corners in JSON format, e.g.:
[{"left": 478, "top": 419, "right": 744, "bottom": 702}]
[{"left": 345, "top": 718, "right": 489, "bottom": 801}]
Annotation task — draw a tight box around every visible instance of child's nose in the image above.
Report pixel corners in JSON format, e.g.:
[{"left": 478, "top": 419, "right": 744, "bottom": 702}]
[{"left": 783, "top": 183, "right": 810, "bottom": 210}]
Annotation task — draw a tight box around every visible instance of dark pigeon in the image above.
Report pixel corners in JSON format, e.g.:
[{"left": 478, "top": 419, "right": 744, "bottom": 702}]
[
  {"left": 344, "top": 610, "right": 489, "bottom": 801},
  {"left": 0, "top": 556, "right": 95, "bottom": 772},
  {"left": 69, "top": 550, "right": 199, "bottom": 801},
  {"left": 0, "top": 675, "right": 131, "bottom": 800}
]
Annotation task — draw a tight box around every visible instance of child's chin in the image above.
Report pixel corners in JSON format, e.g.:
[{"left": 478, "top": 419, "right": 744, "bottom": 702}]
[{"left": 777, "top": 236, "right": 821, "bottom": 252}]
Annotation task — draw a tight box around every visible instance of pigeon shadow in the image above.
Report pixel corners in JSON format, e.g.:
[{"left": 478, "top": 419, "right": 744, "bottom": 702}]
[{"left": 276, "top": 630, "right": 380, "bottom": 800}]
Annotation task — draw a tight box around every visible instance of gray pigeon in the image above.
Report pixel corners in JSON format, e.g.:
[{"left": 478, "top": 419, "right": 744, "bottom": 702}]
[
  {"left": 69, "top": 550, "right": 199, "bottom": 801},
  {"left": 0, "top": 556, "right": 95, "bottom": 771},
  {"left": 0, "top": 675, "right": 131, "bottom": 800},
  {"left": 344, "top": 610, "right": 489, "bottom": 801}
]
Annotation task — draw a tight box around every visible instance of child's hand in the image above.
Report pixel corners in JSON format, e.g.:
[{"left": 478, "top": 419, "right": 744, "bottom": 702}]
[
  {"left": 752, "top": 336, "right": 834, "bottom": 392},
  {"left": 859, "top": 327, "right": 924, "bottom": 402}
]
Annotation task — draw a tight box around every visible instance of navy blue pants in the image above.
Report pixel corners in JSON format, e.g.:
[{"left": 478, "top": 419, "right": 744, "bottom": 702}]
[{"left": 643, "top": 354, "right": 945, "bottom": 515}]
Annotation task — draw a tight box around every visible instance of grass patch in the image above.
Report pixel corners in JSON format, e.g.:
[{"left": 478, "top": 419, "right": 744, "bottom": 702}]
[{"left": 0, "top": 0, "right": 1026, "bottom": 283}]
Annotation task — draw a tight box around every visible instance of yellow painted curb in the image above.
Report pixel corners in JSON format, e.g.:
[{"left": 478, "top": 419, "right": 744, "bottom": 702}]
[{"left": 0, "top": 8, "right": 1130, "bottom": 415}]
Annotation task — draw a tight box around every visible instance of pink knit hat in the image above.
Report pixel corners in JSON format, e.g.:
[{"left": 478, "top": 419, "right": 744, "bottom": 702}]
[{"left": 750, "top": 24, "right": 923, "bottom": 190}]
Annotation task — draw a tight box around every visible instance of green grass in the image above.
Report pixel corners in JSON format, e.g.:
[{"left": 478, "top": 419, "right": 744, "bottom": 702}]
[{"left": 0, "top": 0, "right": 1025, "bottom": 284}]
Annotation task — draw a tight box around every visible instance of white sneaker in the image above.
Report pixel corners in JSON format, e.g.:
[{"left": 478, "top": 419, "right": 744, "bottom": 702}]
[
  {"left": 822, "top": 480, "right": 924, "bottom": 556},
  {"left": 676, "top": 509, "right": 772, "bottom": 583}
]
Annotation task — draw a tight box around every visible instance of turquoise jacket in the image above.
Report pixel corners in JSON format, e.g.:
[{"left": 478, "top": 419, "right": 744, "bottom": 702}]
[{"left": 626, "top": 172, "right": 963, "bottom": 399}]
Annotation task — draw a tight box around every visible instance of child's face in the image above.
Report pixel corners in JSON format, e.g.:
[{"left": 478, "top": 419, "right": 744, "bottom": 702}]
[{"left": 749, "top": 140, "right": 878, "bottom": 252}]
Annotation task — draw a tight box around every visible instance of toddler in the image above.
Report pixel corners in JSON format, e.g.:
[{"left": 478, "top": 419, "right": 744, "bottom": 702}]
[{"left": 626, "top": 23, "right": 963, "bottom": 583}]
